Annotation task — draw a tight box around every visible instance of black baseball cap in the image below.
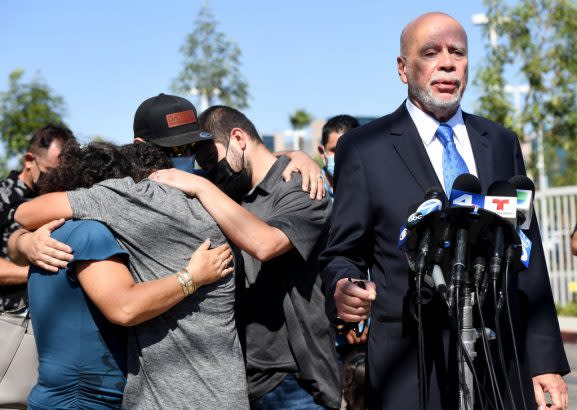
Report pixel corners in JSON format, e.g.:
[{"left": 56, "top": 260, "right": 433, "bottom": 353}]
[{"left": 133, "top": 93, "right": 213, "bottom": 147}]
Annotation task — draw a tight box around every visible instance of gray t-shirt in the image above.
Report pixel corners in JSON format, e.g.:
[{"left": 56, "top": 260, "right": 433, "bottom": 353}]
[{"left": 67, "top": 177, "right": 248, "bottom": 410}]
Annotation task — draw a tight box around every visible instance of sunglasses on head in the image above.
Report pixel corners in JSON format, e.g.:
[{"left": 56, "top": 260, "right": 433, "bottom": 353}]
[{"left": 163, "top": 142, "right": 198, "bottom": 157}]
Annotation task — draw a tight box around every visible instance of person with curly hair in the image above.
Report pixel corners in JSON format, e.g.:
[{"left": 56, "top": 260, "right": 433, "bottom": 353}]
[
  {"left": 9, "top": 141, "right": 236, "bottom": 409},
  {"left": 11, "top": 94, "right": 323, "bottom": 409}
]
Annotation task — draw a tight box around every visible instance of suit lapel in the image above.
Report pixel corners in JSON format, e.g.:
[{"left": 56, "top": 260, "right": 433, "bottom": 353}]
[
  {"left": 464, "top": 112, "right": 492, "bottom": 191},
  {"left": 391, "top": 104, "right": 441, "bottom": 194}
]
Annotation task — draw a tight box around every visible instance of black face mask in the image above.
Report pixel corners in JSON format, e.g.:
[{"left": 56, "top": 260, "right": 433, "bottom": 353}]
[{"left": 206, "top": 158, "right": 251, "bottom": 203}]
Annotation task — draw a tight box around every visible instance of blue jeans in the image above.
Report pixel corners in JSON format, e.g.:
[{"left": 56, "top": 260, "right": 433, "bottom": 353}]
[{"left": 250, "top": 374, "right": 327, "bottom": 410}]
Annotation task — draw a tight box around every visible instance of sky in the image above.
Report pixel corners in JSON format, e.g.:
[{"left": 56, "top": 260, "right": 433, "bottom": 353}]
[{"left": 1, "top": 0, "right": 492, "bottom": 146}]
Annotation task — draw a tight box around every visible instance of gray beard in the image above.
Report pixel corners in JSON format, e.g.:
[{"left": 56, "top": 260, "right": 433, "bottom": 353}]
[{"left": 408, "top": 83, "right": 463, "bottom": 116}]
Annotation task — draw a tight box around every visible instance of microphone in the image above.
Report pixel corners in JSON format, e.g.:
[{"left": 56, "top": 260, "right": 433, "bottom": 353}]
[
  {"left": 517, "top": 229, "right": 532, "bottom": 269},
  {"left": 431, "top": 264, "right": 447, "bottom": 300},
  {"left": 485, "top": 181, "right": 517, "bottom": 281},
  {"left": 452, "top": 228, "right": 469, "bottom": 286},
  {"left": 399, "top": 187, "right": 446, "bottom": 249},
  {"left": 446, "top": 175, "right": 480, "bottom": 306},
  {"left": 424, "top": 187, "right": 450, "bottom": 299},
  {"left": 449, "top": 173, "right": 484, "bottom": 208},
  {"left": 407, "top": 189, "right": 445, "bottom": 228},
  {"left": 413, "top": 187, "right": 446, "bottom": 277},
  {"left": 415, "top": 229, "right": 432, "bottom": 278},
  {"left": 472, "top": 256, "right": 486, "bottom": 289},
  {"left": 409, "top": 190, "right": 446, "bottom": 410},
  {"left": 483, "top": 181, "right": 518, "bottom": 226},
  {"left": 399, "top": 188, "right": 445, "bottom": 285},
  {"left": 509, "top": 175, "right": 535, "bottom": 230},
  {"left": 430, "top": 195, "right": 453, "bottom": 301},
  {"left": 398, "top": 202, "right": 422, "bottom": 264}
]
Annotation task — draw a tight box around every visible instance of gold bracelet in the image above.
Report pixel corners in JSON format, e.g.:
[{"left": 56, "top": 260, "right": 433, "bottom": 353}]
[
  {"left": 179, "top": 268, "right": 192, "bottom": 295},
  {"left": 176, "top": 271, "right": 189, "bottom": 296},
  {"left": 187, "top": 267, "right": 197, "bottom": 294},
  {"left": 186, "top": 268, "right": 197, "bottom": 294},
  {"left": 178, "top": 268, "right": 197, "bottom": 296}
]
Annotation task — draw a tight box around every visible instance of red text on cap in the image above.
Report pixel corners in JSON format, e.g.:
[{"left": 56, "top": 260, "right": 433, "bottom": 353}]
[{"left": 166, "top": 110, "right": 197, "bottom": 128}]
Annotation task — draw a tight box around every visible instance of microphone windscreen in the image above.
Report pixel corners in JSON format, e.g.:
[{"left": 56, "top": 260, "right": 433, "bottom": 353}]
[
  {"left": 509, "top": 175, "right": 535, "bottom": 230},
  {"left": 509, "top": 175, "right": 535, "bottom": 193},
  {"left": 451, "top": 173, "right": 482, "bottom": 195},
  {"left": 425, "top": 186, "right": 447, "bottom": 205},
  {"left": 487, "top": 180, "right": 517, "bottom": 197}
]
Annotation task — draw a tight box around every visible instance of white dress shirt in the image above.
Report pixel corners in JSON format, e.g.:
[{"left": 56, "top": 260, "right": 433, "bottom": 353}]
[{"left": 405, "top": 99, "right": 478, "bottom": 192}]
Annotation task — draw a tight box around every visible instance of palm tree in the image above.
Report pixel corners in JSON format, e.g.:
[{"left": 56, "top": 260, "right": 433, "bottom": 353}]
[{"left": 289, "top": 109, "right": 312, "bottom": 130}]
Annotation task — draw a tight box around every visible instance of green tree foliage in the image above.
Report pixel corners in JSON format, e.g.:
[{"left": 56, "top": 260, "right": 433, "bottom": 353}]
[
  {"left": 173, "top": 3, "right": 249, "bottom": 109},
  {"left": 474, "top": 0, "right": 577, "bottom": 187},
  {"left": 0, "top": 69, "right": 66, "bottom": 157},
  {"left": 289, "top": 109, "right": 312, "bottom": 130}
]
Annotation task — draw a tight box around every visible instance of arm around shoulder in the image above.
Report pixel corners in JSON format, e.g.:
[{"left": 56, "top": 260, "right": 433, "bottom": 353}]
[
  {"left": 188, "top": 177, "right": 294, "bottom": 262},
  {"left": 150, "top": 168, "right": 295, "bottom": 261},
  {"left": 15, "top": 192, "right": 72, "bottom": 230},
  {"left": 76, "top": 257, "right": 185, "bottom": 326},
  {"left": 75, "top": 225, "right": 234, "bottom": 326},
  {"left": 8, "top": 221, "right": 73, "bottom": 273}
]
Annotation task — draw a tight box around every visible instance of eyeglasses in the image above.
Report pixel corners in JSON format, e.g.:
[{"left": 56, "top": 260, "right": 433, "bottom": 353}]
[{"left": 163, "top": 142, "right": 198, "bottom": 157}]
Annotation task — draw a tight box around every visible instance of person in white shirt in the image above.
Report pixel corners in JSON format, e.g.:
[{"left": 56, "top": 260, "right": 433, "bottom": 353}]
[{"left": 320, "top": 11, "right": 569, "bottom": 410}]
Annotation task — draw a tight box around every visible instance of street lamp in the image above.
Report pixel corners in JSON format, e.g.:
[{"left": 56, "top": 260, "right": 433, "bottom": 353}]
[
  {"left": 189, "top": 87, "right": 221, "bottom": 112},
  {"left": 472, "top": 13, "right": 547, "bottom": 190},
  {"left": 504, "top": 84, "right": 530, "bottom": 128},
  {"left": 472, "top": 13, "right": 497, "bottom": 48}
]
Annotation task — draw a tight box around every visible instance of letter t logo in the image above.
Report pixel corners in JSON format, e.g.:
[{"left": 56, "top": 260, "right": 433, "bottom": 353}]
[{"left": 492, "top": 198, "right": 509, "bottom": 211}]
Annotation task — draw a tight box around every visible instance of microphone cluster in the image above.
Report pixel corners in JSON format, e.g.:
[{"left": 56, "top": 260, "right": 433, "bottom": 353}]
[
  {"left": 398, "top": 173, "right": 536, "bottom": 410},
  {"left": 399, "top": 174, "right": 535, "bottom": 296}
]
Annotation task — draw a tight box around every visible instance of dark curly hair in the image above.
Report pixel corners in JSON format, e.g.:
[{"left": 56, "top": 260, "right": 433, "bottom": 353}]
[
  {"left": 38, "top": 141, "right": 173, "bottom": 194},
  {"left": 119, "top": 142, "right": 172, "bottom": 182},
  {"left": 38, "top": 141, "right": 131, "bottom": 194}
]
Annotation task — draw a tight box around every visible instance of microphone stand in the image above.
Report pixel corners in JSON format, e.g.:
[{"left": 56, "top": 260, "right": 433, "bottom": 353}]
[
  {"left": 415, "top": 228, "right": 432, "bottom": 410},
  {"left": 452, "top": 228, "right": 476, "bottom": 410},
  {"left": 459, "top": 281, "right": 476, "bottom": 410}
]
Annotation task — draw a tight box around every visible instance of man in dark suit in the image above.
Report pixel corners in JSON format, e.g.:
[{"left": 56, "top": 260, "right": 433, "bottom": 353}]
[{"left": 320, "top": 12, "right": 569, "bottom": 409}]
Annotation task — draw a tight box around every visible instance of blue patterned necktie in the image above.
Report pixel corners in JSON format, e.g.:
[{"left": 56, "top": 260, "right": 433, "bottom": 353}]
[{"left": 436, "top": 124, "right": 469, "bottom": 194}]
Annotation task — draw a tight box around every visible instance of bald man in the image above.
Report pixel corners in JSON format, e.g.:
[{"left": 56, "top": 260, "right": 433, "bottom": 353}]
[{"left": 320, "top": 12, "right": 569, "bottom": 409}]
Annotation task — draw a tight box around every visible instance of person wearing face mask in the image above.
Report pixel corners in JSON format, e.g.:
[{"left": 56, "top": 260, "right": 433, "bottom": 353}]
[
  {"left": 317, "top": 115, "right": 367, "bottom": 409},
  {"left": 148, "top": 105, "right": 340, "bottom": 410},
  {"left": 9, "top": 94, "right": 327, "bottom": 409},
  {"left": 133, "top": 94, "right": 325, "bottom": 200},
  {"left": 9, "top": 141, "right": 235, "bottom": 410},
  {"left": 317, "top": 115, "right": 359, "bottom": 200},
  {"left": 202, "top": 136, "right": 252, "bottom": 203},
  {"left": 10, "top": 97, "right": 251, "bottom": 409},
  {"left": 0, "top": 124, "right": 76, "bottom": 408},
  {"left": 0, "top": 124, "right": 76, "bottom": 312}
]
